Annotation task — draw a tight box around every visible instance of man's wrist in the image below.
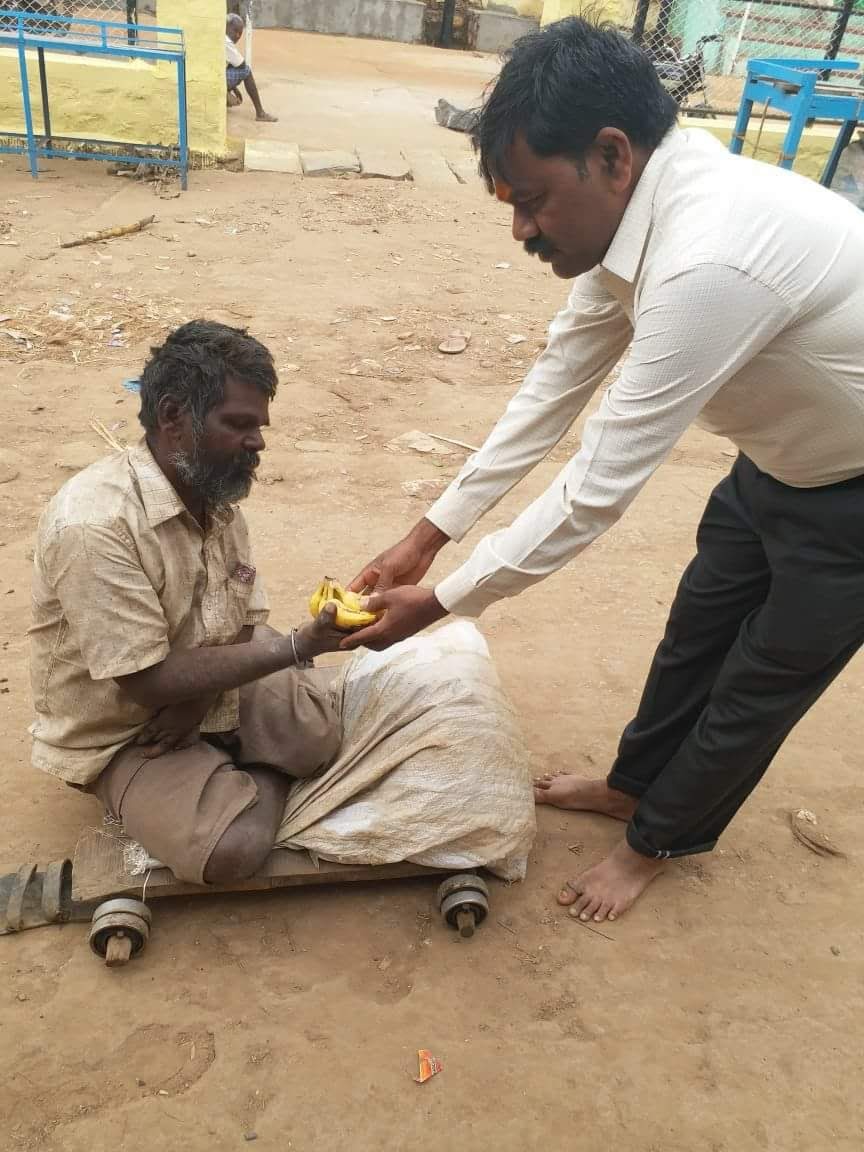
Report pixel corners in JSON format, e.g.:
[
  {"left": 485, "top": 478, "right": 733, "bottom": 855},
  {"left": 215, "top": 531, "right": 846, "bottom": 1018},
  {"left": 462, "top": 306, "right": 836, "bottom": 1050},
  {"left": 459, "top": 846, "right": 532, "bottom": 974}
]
[
  {"left": 423, "top": 588, "right": 449, "bottom": 626},
  {"left": 410, "top": 517, "right": 450, "bottom": 553}
]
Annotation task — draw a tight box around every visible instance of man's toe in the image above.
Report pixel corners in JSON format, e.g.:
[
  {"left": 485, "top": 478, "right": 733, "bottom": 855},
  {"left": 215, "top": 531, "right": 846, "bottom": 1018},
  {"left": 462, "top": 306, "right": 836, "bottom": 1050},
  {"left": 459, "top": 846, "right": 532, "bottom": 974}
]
[
  {"left": 557, "top": 879, "right": 580, "bottom": 906},
  {"left": 573, "top": 894, "right": 600, "bottom": 921}
]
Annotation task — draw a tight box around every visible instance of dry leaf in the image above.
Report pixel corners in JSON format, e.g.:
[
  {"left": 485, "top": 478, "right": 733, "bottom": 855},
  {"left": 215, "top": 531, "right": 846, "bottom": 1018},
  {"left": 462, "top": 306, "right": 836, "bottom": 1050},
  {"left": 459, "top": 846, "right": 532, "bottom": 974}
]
[{"left": 789, "top": 809, "right": 845, "bottom": 858}]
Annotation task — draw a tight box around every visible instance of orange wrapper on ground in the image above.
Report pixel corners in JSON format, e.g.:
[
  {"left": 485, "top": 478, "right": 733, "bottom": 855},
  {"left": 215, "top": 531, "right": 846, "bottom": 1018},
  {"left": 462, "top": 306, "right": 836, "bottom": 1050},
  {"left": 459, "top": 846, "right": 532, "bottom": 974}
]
[{"left": 414, "top": 1049, "right": 443, "bottom": 1084}]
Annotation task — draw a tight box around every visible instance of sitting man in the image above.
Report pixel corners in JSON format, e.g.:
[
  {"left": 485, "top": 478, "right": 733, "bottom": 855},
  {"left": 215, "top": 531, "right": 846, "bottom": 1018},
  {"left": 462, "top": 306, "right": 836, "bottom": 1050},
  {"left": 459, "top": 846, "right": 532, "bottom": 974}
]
[
  {"left": 30, "top": 321, "right": 344, "bottom": 885},
  {"left": 225, "top": 13, "right": 277, "bottom": 123}
]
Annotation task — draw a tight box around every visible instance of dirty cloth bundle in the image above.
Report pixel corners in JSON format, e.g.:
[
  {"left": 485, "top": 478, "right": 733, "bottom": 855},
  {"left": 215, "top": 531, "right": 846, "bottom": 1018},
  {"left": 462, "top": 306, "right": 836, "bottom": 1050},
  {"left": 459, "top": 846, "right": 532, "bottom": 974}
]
[{"left": 275, "top": 622, "right": 535, "bottom": 881}]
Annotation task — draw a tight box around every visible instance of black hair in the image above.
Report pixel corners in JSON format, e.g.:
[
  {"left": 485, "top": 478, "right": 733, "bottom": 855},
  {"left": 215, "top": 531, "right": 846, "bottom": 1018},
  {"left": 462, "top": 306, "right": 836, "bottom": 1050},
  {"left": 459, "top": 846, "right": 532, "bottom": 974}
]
[
  {"left": 474, "top": 16, "right": 678, "bottom": 191},
  {"left": 138, "top": 320, "right": 277, "bottom": 433}
]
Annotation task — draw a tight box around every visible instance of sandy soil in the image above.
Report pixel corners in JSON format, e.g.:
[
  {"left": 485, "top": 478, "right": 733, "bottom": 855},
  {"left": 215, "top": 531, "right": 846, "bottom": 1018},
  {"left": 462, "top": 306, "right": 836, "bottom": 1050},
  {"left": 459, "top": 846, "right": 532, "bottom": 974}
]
[{"left": 1, "top": 34, "right": 862, "bottom": 1152}]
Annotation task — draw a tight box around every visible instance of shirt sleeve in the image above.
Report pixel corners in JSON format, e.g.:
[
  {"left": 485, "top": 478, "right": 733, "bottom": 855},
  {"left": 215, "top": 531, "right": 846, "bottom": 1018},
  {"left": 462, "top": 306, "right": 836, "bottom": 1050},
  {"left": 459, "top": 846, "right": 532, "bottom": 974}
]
[
  {"left": 434, "top": 264, "right": 793, "bottom": 617},
  {"left": 42, "top": 522, "right": 170, "bottom": 680},
  {"left": 426, "top": 270, "right": 632, "bottom": 542}
]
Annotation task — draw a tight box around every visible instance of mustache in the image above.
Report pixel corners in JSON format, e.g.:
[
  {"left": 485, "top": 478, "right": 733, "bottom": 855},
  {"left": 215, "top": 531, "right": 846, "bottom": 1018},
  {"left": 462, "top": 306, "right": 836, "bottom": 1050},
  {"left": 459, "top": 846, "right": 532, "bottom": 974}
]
[
  {"left": 233, "top": 450, "right": 260, "bottom": 474},
  {"left": 524, "top": 234, "right": 557, "bottom": 259}
]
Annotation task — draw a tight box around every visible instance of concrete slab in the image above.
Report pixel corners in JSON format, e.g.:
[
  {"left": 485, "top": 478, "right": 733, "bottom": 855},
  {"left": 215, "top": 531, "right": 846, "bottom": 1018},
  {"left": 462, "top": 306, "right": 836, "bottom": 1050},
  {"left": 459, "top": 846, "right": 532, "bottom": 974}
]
[
  {"left": 403, "top": 151, "right": 460, "bottom": 186},
  {"left": 469, "top": 10, "right": 538, "bottom": 55},
  {"left": 244, "top": 139, "right": 302, "bottom": 175},
  {"left": 301, "top": 149, "right": 361, "bottom": 176},
  {"left": 358, "top": 150, "right": 412, "bottom": 181}
]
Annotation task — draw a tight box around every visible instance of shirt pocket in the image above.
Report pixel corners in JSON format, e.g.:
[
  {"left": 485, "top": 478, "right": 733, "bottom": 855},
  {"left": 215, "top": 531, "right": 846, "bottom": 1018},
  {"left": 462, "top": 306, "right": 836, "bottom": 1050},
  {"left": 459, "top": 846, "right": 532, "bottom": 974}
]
[{"left": 221, "top": 566, "right": 256, "bottom": 638}]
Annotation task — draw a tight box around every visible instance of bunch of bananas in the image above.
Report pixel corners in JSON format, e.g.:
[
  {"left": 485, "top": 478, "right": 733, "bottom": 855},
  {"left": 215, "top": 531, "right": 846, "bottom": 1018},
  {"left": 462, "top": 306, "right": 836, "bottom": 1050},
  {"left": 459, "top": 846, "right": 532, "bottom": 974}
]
[{"left": 308, "top": 577, "right": 377, "bottom": 630}]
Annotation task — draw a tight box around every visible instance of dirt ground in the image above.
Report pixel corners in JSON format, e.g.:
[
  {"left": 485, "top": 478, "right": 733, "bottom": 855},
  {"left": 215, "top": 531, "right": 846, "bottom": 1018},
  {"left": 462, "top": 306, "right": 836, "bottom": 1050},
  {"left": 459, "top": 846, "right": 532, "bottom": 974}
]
[{"left": 1, "top": 32, "right": 862, "bottom": 1152}]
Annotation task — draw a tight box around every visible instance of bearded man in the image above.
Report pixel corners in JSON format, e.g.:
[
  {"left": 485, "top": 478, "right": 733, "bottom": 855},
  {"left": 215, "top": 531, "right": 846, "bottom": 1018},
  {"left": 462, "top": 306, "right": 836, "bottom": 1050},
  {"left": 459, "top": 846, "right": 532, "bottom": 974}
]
[{"left": 29, "top": 321, "right": 344, "bottom": 885}]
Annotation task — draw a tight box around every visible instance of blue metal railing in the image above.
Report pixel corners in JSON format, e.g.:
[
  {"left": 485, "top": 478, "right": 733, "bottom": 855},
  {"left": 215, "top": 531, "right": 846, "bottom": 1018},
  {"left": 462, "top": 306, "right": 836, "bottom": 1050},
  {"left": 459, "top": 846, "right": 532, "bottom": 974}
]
[{"left": 0, "top": 9, "right": 189, "bottom": 188}]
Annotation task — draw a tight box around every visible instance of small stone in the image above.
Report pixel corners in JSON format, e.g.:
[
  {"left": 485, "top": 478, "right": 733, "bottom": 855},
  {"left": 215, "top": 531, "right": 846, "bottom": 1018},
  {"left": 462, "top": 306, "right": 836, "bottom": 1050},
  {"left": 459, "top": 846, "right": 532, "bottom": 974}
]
[
  {"left": 187, "top": 250, "right": 197, "bottom": 258},
  {"left": 244, "top": 1134, "right": 258, "bottom": 1143},
  {"left": 16, "top": 992, "right": 28, "bottom": 1002},
  {"left": 831, "top": 945, "right": 841, "bottom": 956}
]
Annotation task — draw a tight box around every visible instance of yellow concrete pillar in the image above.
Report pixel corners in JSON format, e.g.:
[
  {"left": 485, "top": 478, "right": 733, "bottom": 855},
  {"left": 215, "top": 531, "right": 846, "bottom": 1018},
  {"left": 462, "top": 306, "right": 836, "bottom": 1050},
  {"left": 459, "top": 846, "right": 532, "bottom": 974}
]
[
  {"left": 512, "top": 0, "right": 544, "bottom": 18},
  {"left": 541, "top": 0, "right": 626, "bottom": 24},
  {"left": 157, "top": 0, "right": 226, "bottom": 155}
]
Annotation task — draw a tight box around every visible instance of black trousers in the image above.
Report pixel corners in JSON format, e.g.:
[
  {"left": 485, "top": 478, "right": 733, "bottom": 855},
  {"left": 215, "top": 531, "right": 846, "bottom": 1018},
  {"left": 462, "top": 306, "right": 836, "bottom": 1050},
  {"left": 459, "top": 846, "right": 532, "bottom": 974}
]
[{"left": 609, "top": 455, "right": 864, "bottom": 860}]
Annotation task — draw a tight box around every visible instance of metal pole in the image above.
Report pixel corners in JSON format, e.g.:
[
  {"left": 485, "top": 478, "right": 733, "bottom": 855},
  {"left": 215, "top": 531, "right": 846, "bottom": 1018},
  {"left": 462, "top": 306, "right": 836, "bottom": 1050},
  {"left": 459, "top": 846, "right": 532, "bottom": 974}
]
[
  {"left": 18, "top": 31, "right": 38, "bottom": 179},
  {"left": 632, "top": 0, "right": 651, "bottom": 45},
  {"left": 655, "top": 0, "right": 674, "bottom": 40},
  {"left": 245, "top": 9, "right": 253, "bottom": 69},
  {"left": 177, "top": 53, "right": 188, "bottom": 191},
  {"left": 37, "top": 47, "right": 51, "bottom": 143},
  {"left": 826, "top": 0, "right": 854, "bottom": 63},
  {"left": 439, "top": 0, "right": 456, "bottom": 47}
]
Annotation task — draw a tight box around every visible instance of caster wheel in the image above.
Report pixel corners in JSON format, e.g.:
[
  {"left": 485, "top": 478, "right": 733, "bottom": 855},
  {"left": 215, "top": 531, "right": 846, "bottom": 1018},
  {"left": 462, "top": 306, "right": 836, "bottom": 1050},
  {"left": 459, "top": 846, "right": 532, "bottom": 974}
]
[
  {"left": 437, "top": 874, "right": 489, "bottom": 938},
  {"left": 89, "top": 898, "right": 151, "bottom": 966}
]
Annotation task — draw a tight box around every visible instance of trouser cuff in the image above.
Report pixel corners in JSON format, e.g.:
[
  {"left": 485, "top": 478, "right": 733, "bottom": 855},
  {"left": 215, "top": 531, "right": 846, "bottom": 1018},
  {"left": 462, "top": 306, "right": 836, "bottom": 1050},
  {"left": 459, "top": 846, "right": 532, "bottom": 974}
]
[
  {"left": 626, "top": 820, "right": 718, "bottom": 860},
  {"left": 606, "top": 768, "right": 649, "bottom": 797}
]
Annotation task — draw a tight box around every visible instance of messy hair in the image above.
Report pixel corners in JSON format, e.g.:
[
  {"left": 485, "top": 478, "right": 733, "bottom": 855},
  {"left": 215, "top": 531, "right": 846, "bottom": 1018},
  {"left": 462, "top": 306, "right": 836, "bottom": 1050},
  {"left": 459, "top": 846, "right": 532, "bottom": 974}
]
[
  {"left": 473, "top": 16, "right": 678, "bottom": 191},
  {"left": 138, "top": 320, "right": 277, "bottom": 434}
]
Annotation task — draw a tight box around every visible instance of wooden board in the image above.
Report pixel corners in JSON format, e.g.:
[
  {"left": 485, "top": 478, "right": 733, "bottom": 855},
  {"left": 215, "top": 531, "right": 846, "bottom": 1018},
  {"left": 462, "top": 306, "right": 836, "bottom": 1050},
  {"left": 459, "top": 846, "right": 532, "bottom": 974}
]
[{"left": 71, "top": 826, "right": 440, "bottom": 903}]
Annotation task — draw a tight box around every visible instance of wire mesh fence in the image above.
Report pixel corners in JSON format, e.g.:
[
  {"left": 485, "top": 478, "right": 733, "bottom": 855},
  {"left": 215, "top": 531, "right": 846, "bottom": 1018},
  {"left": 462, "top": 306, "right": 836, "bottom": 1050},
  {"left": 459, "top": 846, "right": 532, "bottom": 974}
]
[
  {"left": 615, "top": 0, "right": 864, "bottom": 113},
  {"left": 1, "top": 2, "right": 142, "bottom": 31}
]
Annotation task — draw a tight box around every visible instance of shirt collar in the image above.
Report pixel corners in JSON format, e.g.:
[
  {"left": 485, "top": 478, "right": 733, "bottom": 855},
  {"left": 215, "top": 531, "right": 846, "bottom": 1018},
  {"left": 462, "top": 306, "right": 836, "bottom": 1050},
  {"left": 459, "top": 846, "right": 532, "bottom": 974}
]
[
  {"left": 128, "top": 440, "right": 234, "bottom": 532},
  {"left": 601, "top": 127, "right": 683, "bottom": 284}
]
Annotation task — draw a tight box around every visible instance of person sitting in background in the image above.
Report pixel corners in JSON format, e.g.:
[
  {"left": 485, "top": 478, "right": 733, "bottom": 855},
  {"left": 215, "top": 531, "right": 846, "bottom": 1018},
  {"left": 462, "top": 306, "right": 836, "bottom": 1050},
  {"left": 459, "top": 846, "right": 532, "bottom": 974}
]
[{"left": 226, "top": 13, "right": 277, "bottom": 123}]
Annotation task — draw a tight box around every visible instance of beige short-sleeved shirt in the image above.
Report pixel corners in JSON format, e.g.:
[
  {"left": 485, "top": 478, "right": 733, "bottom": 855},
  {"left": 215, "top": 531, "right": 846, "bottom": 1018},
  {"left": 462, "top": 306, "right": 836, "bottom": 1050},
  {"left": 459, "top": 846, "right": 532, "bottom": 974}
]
[{"left": 29, "top": 441, "right": 269, "bottom": 785}]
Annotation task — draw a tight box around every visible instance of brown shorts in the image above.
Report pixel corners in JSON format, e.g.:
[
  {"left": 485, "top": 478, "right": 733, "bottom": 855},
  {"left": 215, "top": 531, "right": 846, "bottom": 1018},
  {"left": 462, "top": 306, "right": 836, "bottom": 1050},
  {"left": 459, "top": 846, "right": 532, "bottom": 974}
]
[{"left": 92, "top": 661, "right": 341, "bottom": 885}]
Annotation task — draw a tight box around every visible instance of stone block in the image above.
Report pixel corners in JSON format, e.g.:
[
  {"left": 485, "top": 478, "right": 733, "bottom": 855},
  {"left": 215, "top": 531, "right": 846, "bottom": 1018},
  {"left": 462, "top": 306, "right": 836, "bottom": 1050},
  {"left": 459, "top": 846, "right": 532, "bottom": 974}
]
[
  {"left": 358, "top": 150, "right": 412, "bottom": 181},
  {"left": 244, "top": 139, "right": 302, "bottom": 174},
  {"left": 403, "top": 151, "right": 459, "bottom": 186},
  {"left": 301, "top": 149, "right": 361, "bottom": 176}
]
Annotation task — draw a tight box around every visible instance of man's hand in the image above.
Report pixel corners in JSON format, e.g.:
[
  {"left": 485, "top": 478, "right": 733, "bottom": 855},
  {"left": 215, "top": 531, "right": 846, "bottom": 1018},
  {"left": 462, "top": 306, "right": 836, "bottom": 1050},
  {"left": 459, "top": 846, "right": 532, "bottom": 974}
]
[
  {"left": 294, "top": 603, "right": 348, "bottom": 661},
  {"left": 349, "top": 519, "right": 450, "bottom": 594},
  {"left": 339, "top": 586, "right": 448, "bottom": 652},
  {"left": 134, "top": 695, "right": 214, "bottom": 759}
]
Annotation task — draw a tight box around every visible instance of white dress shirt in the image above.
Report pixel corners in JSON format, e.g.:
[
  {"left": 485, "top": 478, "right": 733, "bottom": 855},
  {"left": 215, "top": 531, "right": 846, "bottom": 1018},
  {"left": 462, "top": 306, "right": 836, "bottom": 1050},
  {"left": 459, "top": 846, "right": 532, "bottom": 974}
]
[{"left": 428, "top": 128, "right": 864, "bottom": 618}]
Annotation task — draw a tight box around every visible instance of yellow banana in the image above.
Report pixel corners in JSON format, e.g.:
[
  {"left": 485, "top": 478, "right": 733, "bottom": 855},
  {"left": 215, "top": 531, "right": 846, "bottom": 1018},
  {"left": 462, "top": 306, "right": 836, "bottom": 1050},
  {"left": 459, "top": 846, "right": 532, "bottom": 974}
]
[{"left": 309, "top": 577, "right": 377, "bottom": 630}]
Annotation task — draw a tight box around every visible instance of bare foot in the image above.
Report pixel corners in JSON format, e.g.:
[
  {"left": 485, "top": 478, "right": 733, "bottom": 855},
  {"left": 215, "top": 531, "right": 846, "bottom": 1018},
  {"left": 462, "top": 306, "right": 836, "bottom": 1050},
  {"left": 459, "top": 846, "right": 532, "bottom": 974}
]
[
  {"left": 256, "top": 112, "right": 278, "bottom": 123},
  {"left": 557, "top": 839, "right": 664, "bottom": 922},
  {"left": 533, "top": 773, "right": 637, "bottom": 819}
]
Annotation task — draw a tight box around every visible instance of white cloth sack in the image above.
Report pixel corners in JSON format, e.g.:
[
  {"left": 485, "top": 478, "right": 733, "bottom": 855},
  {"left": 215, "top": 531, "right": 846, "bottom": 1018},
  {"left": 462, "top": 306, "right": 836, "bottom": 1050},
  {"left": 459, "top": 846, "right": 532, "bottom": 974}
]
[{"left": 275, "top": 622, "right": 535, "bottom": 881}]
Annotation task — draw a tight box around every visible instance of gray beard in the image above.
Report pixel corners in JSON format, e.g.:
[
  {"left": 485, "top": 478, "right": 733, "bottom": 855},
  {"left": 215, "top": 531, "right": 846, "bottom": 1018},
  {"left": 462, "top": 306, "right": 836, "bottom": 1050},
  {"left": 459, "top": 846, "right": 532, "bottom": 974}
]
[{"left": 170, "top": 446, "right": 256, "bottom": 508}]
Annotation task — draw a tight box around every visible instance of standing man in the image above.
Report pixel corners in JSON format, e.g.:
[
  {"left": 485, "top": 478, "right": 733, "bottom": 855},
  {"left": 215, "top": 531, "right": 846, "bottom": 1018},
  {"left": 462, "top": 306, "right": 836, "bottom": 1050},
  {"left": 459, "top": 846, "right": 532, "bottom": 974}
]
[
  {"left": 342, "top": 18, "right": 864, "bottom": 922},
  {"left": 226, "top": 13, "right": 277, "bottom": 123}
]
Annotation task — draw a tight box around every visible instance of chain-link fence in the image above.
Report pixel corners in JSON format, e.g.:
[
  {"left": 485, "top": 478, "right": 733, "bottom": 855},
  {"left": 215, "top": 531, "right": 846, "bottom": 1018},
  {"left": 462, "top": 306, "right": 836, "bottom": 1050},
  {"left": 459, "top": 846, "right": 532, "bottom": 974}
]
[
  {"left": 614, "top": 0, "right": 864, "bottom": 113},
  {"left": 1, "top": 2, "right": 142, "bottom": 30}
]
